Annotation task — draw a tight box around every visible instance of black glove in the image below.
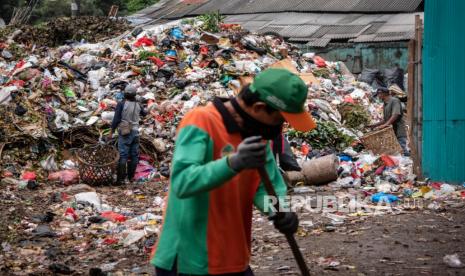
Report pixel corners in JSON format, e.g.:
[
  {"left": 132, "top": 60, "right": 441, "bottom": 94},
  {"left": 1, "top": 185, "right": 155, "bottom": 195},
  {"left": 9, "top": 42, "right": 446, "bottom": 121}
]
[
  {"left": 270, "top": 212, "right": 299, "bottom": 235},
  {"left": 228, "top": 136, "right": 266, "bottom": 172}
]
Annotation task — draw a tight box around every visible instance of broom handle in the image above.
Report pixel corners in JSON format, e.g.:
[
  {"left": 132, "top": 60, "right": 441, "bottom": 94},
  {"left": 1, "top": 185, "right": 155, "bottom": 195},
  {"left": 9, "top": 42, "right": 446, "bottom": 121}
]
[{"left": 258, "top": 167, "right": 311, "bottom": 276}]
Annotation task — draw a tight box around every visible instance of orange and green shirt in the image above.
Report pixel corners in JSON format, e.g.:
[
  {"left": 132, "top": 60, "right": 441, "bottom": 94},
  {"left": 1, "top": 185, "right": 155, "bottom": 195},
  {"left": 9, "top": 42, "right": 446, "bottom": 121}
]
[{"left": 151, "top": 98, "right": 287, "bottom": 275}]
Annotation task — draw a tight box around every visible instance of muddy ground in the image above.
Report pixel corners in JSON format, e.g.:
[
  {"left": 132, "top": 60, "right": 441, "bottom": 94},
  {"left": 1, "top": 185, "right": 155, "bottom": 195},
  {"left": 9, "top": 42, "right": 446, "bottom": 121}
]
[{"left": 1, "top": 181, "right": 464, "bottom": 275}]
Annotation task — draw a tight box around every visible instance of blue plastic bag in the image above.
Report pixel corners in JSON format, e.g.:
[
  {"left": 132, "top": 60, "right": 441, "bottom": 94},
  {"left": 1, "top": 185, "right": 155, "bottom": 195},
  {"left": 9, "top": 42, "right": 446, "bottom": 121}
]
[
  {"left": 165, "top": 50, "right": 177, "bottom": 57},
  {"left": 371, "top": 192, "right": 399, "bottom": 203},
  {"left": 338, "top": 154, "right": 352, "bottom": 162},
  {"left": 170, "top": 28, "right": 184, "bottom": 40}
]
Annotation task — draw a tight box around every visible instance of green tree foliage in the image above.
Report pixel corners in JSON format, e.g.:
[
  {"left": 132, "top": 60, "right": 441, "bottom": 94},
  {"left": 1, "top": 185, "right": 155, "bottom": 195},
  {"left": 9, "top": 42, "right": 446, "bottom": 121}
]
[
  {"left": 1, "top": 0, "right": 159, "bottom": 25},
  {"left": 126, "top": 0, "right": 158, "bottom": 13}
]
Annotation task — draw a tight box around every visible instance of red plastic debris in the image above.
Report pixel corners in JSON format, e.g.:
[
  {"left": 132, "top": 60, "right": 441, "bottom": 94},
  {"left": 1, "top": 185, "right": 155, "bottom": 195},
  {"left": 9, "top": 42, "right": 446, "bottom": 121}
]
[
  {"left": 21, "top": 171, "right": 36, "bottom": 181},
  {"left": 48, "top": 170, "right": 79, "bottom": 186},
  {"left": 64, "top": 207, "right": 78, "bottom": 221},
  {"left": 301, "top": 144, "right": 310, "bottom": 156},
  {"left": 148, "top": 56, "right": 165, "bottom": 67},
  {"left": 220, "top": 23, "right": 241, "bottom": 30},
  {"left": 375, "top": 165, "right": 386, "bottom": 175},
  {"left": 313, "top": 56, "right": 327, "bottom": 67},
  {"left": 101, "top": 211, "right": 127, "bottom": 223},
  {"left": 380, "top": 155, "right": 397, "bottom": 167},
  {"left": 431, "top": 182, "right": 442, "bottom": 190},
  {"left": 200, "top": 45, "right": 209, "bottom": 55},
  {"left": 6, "top": 79, "right": 26, "bottom": 87},
  {"left": 103, "top": 237, "right": 119, "bottom": 245},
  {"left": 2, "top": 171, "right": 13, "bottom": 177},
  {"left": 61, "top": 192, "right": 71, "bottom": 201},
  {"left": 134, "top": 36, "right": 154, "bottom": 47}
]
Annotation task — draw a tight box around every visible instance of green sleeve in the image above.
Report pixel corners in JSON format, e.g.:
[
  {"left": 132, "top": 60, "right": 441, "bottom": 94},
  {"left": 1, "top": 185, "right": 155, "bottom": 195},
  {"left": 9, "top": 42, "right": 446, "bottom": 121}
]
[
  {"left": 253, "top": 143, "right": 288, "bottom": 214},
  {"left": 170, "top": 125, "right": 237, "bottom": 199}
]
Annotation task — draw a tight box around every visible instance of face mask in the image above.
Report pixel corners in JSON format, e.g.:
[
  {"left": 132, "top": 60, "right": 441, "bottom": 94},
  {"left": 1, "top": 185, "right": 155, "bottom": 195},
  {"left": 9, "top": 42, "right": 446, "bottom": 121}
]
[{"left": 230, "top": 98, "right": 282, "bottom": 140}]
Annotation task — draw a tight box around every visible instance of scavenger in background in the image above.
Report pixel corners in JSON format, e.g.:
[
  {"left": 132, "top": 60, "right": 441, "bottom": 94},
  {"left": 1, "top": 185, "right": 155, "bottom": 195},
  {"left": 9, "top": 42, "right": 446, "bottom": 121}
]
[
  {"left": 109, "top": 85, "right": 147, "bottom": 185},
  {"left": 369, "top": 87, "right": 409, "bottom": 156},
  {"left": 151, "top": 68, "right": 316, "bottom": 276}
]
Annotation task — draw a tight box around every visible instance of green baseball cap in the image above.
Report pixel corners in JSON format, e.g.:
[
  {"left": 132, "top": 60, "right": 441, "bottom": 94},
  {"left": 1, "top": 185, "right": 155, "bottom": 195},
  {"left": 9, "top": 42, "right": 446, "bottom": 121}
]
[{"left": 249, "top": 68, "right": 316, "bottom": 131}]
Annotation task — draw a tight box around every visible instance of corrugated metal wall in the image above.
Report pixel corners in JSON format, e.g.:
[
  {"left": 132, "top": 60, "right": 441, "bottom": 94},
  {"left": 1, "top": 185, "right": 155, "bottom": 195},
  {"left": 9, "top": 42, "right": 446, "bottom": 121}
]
[
  {"left": 423, "top": 0, "right": 465, "bottom": 182},
  {"left": 300, "top": 42, "right": 408, "bottom": 74}
]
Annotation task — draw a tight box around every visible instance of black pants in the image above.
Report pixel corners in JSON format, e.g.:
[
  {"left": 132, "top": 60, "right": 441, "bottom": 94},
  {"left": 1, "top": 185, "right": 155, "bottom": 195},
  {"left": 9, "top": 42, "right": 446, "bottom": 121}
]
[{"left": 155, "top": 266, "right": 254, "bottom": 276}]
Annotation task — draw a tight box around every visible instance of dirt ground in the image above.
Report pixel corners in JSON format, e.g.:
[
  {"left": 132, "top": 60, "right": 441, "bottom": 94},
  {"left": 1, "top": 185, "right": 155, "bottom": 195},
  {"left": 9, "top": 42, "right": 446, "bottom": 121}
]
[
  {"left": 1, "top": 181, "right": 464, "bottom": 275},
  {"left": 251, "top": 203, "right": 465, "bottom": 276}
]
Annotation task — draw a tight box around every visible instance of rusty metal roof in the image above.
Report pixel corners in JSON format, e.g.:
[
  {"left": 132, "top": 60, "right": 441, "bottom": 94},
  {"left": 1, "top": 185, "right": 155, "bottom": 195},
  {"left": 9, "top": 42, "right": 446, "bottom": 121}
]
[
  {"left": 223, "top": 12, "right": 423, "bottom": 46},
  {"left": 134, "top": 1, "right": 424, "bottom": 46},
  {"left": 139, "top": 0, "right": 424, "bottom": 19}
]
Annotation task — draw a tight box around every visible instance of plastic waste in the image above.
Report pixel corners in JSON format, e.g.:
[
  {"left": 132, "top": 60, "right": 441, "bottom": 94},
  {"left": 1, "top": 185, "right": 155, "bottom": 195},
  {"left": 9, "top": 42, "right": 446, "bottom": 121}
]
[
  {"left": 336, "top": 176, "right": 355, "bottom": 188},
  {"left": 41, "top": 155, "right": 58, "bottom": 171},
  {"left": 21, "top": 171, "right": 36, "bottom": 181},
  {"left": 33, "top": 225, "right": 57, "bottom": 238},
  {"left": 371, "top": 192, "right": 399, "bottom": 203},
  {"left": 62, "top": 160, "right": 77, "bottom": 170},
  {"left": 100, "top": 211, "right": 127, "bottom": 223},
  {"left": 123, "top": 230, "right": 145, "bottom": 246},
  {"left": 439, "top": 183, "right": 456, "bottom": 196},
  {"left": 63, "top": 86, "right": 76, "bottom": 99},
  {"left": 86, "top": 116, "right": 99, "bottom": 126},
  {"left": 134, "top": 160, "right": 157, "bottom": 182},
  {"left": 293, "top": 186, "right": 315, "bottom": 194},
  {"left": 48, "top": 170, "right": 79, "bottom": 185},
  {"left": 443, "top": 254, "right": 463, "bottom": 268},
  {"left": 170, "top": 27, "right": 184, "bottom": 39},
  {"left": 134, "top": 36, "right": 154, "bottom": 47},
  {"left": 64, "top": 207, "right": 78, "bottom": 222},
  {"left": 54, "top": 109, "right": 70, "bottom": 130},
  {"left": 313, "top": 56, "right": 327, "bottom": 67},
  {"left": 75, "top": 192, "right": 101, "bottom": 208},
  {"left": 88, "top": 68, "right": 107, "bottom": 90}
]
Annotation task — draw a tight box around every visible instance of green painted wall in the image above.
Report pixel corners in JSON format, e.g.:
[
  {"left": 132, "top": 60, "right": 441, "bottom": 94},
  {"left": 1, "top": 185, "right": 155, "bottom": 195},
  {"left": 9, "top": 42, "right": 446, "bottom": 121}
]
[
  {"left": 299, "top": 42, "right": 409, "bottom": 74},
  {"left": 423, "top": 0, "right": 465, "bottom": 183}
]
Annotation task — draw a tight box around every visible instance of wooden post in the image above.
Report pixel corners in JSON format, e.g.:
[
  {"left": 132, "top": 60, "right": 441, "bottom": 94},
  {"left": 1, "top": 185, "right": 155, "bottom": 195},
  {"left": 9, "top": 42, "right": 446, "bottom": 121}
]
[
  {"left": 407, "top": 39, "right": 419, "bottom": 175},
  {"left": 415, "top": 15, "right": 423, "bottom": 178}
]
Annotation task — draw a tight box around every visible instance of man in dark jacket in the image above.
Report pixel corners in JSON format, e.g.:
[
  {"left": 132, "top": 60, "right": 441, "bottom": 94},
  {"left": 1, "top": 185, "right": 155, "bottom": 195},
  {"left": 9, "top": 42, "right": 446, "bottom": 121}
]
[{"left": 109, "top": 85, "right": 147, "bottom": 185}]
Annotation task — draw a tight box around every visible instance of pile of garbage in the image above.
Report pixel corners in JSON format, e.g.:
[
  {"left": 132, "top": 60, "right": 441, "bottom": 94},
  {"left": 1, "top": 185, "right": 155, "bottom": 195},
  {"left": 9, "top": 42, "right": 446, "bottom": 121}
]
[
  {"left": 1, "top": 12, "right": 463, "bottom": 195},
  {"left": 0, "top": 16, "right": 130, "bottom": 47}
]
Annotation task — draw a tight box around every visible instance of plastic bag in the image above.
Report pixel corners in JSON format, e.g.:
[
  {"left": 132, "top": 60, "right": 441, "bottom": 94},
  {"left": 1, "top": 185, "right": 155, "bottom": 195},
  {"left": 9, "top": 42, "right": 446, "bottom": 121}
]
[
  {"left": 54, "top": 109, "right": 70, "bottom": 130},
  {"left": 0, "top": 86, "right": 17, "bottom": 105},
  {"left": 371, "top": 192, "right": 399, "bottom": 203},
  {"left": 101, "top": 211, "right": 127, "bottom": 222},
  {"left": 358, "top": 68, "right": 381, "bottom": 85},
  {"left": 21, "top": 171, "right": 36, "bottom": 181},
  {"left": 313, "top": 56, "right": 327, "bottom": 67},
  {"left": 88, "top": 68, "right": 107, "bottom": 91},
  {"left": 384, "top": 67, "right": 404, "bottom": 90},
  {"left": 134, "top": 36, "right": 154, "bottom": 47},
  {"left": 40, "top": 155, "right": 58, "bottom": 171},
  {"left": 48, "top": 169, "right": 79, "bottom": 185}
]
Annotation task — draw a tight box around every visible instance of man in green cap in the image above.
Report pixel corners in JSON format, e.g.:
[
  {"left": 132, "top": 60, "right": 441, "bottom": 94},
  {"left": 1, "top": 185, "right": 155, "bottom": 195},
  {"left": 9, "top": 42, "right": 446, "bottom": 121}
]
[{"left": 151, "top": 68, "right": 316, "bottom": 276}]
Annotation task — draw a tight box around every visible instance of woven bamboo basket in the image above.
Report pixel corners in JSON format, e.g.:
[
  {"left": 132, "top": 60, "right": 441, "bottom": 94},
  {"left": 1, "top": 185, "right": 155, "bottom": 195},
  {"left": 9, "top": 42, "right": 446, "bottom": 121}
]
[
  {"left": 361, "top": 125, "right": 402, "bottom": 155},
  {"left": 76, "top": 144, "right": 119, "bottom": 186}
]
